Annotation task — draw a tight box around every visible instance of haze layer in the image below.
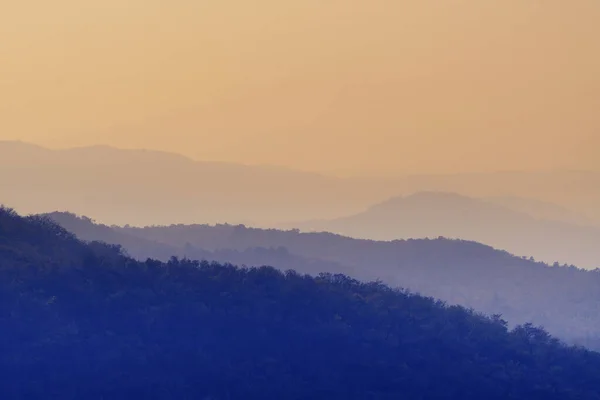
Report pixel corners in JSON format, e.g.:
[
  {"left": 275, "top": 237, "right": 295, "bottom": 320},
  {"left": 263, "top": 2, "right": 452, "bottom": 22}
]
[{"left": 2, "top": 1, "right": 599, "bottom": 176}]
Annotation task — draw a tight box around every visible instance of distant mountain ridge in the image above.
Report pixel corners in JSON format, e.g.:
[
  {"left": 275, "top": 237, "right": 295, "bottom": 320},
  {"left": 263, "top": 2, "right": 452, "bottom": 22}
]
[
  {"left": 284, "top": 191, "right": 600, "bottom": 269},
  {"left": 2, "top": 140, "right": 600, "bottom": 227},
  {"left": 0, "top": 141, "right": 379, "bottom": 226},
  {"left": 44, "top": 212, "right": 358, "bottom": 278}
]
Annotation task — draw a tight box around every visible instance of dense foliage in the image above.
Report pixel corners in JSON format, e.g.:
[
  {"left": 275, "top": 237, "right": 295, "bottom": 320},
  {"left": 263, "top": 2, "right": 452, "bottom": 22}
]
[
  {"left": 47, "top": 212, "right": 600, "bottom": 348},
  {"left": 3, "top": 207, "right": 600, "bottom": 399}
]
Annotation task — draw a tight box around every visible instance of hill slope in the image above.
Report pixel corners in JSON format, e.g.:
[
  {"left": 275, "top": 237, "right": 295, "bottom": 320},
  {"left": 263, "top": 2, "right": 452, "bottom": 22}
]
[
  {"left": 286, "top": 191, "right": 600, "bottom": 269},
  {"left": 3, "top": 206, "right": 600, "bottom": 399},
  {"left": 46, "top": 211, "right": 600, "bottom": 348}
]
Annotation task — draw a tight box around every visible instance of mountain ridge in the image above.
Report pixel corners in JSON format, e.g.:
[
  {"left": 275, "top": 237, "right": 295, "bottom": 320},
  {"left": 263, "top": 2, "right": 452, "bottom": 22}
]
[
  {"left": 3, "top": 141, "right": 600, "bottom": 227},
  {"left": 284, "top": 191, "right": 600, "bottom": 269},
  {"left": 43, "top": 209, "right": 600, "bottom": 349}
]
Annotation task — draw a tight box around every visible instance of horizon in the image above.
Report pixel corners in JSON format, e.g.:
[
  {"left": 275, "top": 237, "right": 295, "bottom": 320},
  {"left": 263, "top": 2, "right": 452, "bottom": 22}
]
[{"left": 2, "top": 139, "right": 599, "bottom": 179}]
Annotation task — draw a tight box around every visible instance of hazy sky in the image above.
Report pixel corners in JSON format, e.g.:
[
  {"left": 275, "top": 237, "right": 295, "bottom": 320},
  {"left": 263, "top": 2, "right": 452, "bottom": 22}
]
[{"left": 1, "top": 1, "right": 599, "bottom": 176}]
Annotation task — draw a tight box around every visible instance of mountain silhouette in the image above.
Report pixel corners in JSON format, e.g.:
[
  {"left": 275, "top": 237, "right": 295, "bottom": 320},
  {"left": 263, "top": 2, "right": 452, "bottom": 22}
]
[
  {"left": 2, "top": 141, "right": 600, "bottom": 227},
  {"left": 0, "top": 141, "right": 384, "bottom": 226},
  {"left": 285, "top": 191, "right": 600, "bottom": 269},
  {"left": 45, "top": 211, "right": 358, "bottom": 278}
]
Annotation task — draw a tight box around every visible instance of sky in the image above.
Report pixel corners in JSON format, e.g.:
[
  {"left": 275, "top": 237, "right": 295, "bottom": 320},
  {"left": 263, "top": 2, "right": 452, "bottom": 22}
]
[{"left": 1, "top": 0, "right": 599, "bottom": 177}]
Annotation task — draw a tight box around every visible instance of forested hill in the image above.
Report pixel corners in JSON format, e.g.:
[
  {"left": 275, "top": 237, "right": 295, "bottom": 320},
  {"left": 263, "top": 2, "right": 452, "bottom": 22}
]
[
  {"left": 2, "top": 206, "right": 600, "bottom": 399},
  {"left": 46, "top": 212, "right": 600, "bottom": 348}
]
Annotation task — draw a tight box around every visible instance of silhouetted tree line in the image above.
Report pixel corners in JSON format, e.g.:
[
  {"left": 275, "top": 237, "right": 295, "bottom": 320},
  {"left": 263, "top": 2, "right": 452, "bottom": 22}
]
[{"left": 2, "top": 207, "right": 600, "bottom": 399}]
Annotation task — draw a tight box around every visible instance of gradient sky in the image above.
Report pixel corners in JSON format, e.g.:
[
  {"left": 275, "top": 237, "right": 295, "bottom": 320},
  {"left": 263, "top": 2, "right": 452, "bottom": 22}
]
[{"left": 1, "top": 1, "right": 599, "bottom": 176}]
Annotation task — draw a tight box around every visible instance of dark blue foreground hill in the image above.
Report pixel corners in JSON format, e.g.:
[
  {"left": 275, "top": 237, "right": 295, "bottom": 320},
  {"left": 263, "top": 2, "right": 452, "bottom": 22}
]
[{"left": 2, "top": 207, "right": 600, "bottom": 399}]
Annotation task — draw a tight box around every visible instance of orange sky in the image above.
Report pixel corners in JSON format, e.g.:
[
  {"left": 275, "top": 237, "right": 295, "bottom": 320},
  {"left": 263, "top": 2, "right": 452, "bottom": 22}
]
[{"left": 1, "top": 0, "right": 599, "bottom": 176}]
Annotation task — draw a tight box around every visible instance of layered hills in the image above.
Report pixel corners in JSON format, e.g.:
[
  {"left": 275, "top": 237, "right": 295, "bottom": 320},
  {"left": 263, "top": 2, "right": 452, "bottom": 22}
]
[
  {"left": 3, "top": 206, "right": 600, "bottom": 399},
  {"left": 47, "top": 211, "right": 600, "bottom": 349}
]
